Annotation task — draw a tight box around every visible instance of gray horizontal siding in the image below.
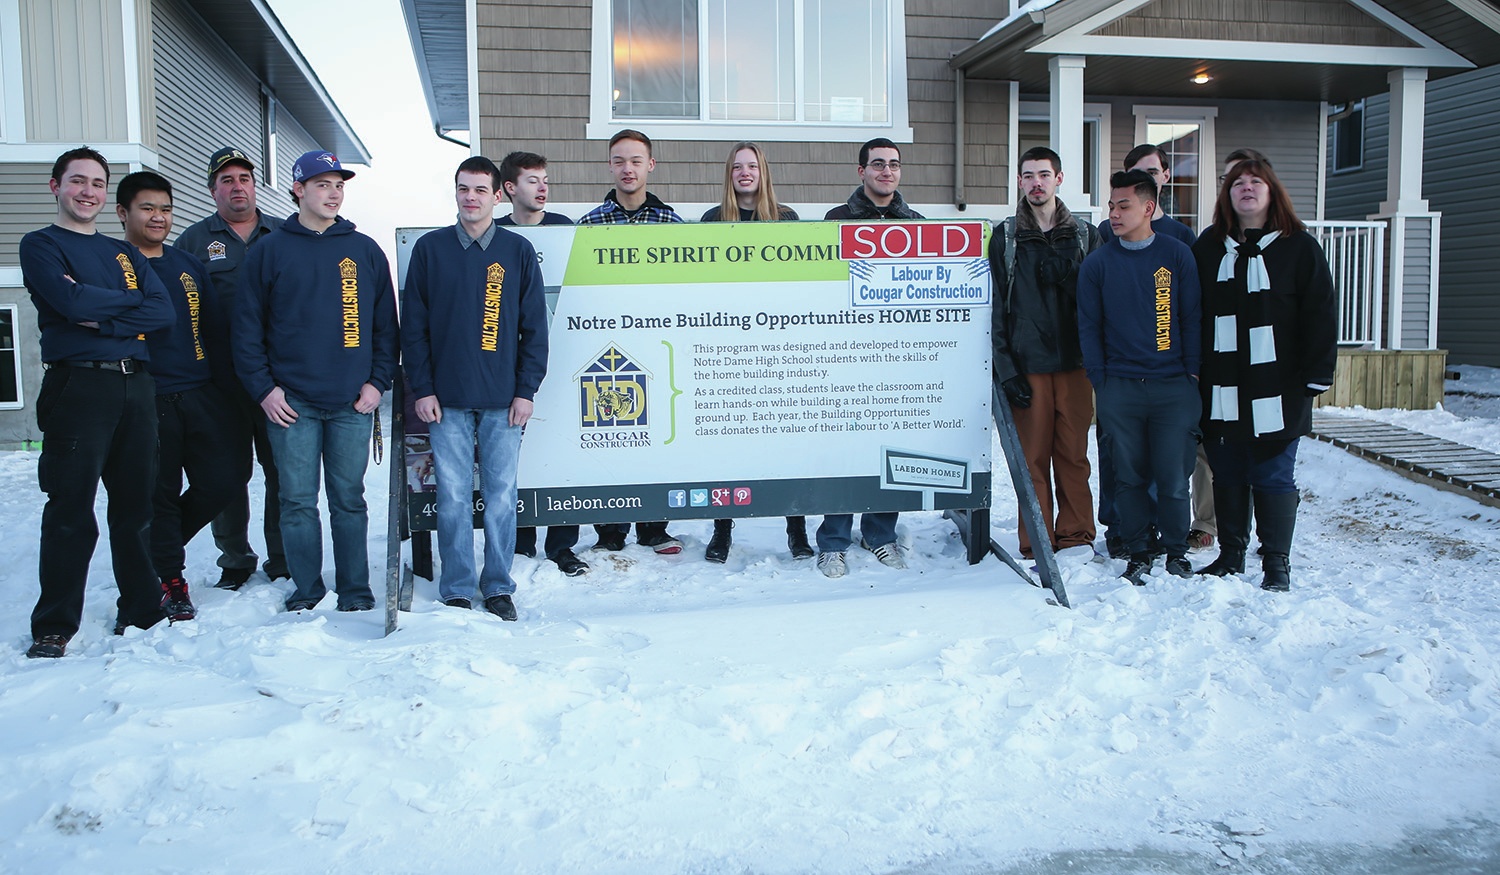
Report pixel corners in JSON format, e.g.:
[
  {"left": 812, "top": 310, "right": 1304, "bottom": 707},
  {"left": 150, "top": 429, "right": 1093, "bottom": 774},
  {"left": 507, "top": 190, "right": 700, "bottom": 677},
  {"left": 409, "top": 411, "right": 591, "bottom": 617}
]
[
  {"left": 152, "top": 0, "right": 298, "bottom": 237},
  {"left": 1327, "top": 65, "right": 1500, "bottom": 365},
  {"left": 0, "top": 163, "right": 69, "bottom": 266}
]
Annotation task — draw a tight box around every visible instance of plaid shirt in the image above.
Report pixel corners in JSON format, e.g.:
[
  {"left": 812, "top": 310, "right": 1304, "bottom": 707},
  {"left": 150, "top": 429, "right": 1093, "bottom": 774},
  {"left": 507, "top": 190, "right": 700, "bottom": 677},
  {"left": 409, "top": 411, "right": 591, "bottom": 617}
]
[{"left": 577, "top": 190, "right": 684, "bottom": 225}]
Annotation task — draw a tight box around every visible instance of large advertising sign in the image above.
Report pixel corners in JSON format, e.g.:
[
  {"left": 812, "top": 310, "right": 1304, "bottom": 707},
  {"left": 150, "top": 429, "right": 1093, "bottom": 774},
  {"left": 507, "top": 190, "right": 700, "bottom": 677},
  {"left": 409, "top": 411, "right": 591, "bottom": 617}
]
[{"left": 396, "top": 220, "right": 993, "bottom": 529}]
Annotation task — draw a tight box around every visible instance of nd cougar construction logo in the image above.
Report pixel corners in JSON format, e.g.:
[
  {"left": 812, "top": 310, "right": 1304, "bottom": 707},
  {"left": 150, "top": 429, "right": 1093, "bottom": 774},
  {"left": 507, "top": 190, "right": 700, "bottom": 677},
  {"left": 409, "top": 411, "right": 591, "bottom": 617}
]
[{"left": 577, "top": 345, "right": 649, "bottom": 429}]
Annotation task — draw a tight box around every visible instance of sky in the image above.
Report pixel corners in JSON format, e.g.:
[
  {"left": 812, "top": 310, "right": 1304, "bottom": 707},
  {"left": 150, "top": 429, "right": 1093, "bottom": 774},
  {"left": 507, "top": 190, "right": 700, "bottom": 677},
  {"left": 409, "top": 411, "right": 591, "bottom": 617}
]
[{"left": 265, "top": 0, "right": 466, "bottom": 264}]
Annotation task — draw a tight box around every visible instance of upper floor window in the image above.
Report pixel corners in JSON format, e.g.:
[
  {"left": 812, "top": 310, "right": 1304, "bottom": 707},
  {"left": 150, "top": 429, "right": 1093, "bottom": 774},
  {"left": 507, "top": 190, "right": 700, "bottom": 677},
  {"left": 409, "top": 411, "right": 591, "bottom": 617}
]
[{"left": 590, "top": 0, "right": 911, "bottom": 142}]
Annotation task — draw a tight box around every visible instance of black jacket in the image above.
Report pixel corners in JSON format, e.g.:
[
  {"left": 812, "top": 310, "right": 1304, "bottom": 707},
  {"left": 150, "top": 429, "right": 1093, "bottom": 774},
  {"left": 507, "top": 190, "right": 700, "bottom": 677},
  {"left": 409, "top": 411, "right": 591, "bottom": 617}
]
[
  {"left": 1192, "top": 228, "right": 1337, "bottom": 442},
  {"left": 989, "top": 212, "right": 1100, "bottom": 382}
]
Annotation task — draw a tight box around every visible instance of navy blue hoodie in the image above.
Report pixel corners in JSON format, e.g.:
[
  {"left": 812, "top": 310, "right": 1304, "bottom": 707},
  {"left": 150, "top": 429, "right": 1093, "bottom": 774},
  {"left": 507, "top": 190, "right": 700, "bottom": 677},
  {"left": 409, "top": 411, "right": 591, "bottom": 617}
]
[
  {"left": 233, "top": 214, "right": 399, "bottom": 408},
  {"left": 144, "top": 244, "right": 225, "bottom": 395},
  {"left": 1077, "top": 235, "right": 1201, "bottom": 387},
  {"left": 21, "top": 225, "right": 174, "bottom": 363},
  {"left": 401, "top": 222, "right": 548, "bottom": 408}
]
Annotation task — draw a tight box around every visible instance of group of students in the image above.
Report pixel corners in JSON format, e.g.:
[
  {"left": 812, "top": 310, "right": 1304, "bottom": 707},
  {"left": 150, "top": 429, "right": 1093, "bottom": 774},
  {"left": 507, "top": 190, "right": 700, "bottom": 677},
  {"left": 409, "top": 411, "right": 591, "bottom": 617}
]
[
  {"left": 19, "top": 131, "right": 928, "bottom": 660},
  {"left": 991, "top": 144, "right": 1337, "bottom": 591},
  {"left": 19, "top": 129, "right": 1332, "bottom": 660}
]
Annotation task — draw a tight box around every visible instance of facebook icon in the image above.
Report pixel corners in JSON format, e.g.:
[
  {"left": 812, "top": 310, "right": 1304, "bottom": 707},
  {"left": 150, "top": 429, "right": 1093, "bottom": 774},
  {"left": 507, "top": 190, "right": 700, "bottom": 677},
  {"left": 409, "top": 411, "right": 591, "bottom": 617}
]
[{"left": 667, "top": 489, "right": 687, "bottom": 508}]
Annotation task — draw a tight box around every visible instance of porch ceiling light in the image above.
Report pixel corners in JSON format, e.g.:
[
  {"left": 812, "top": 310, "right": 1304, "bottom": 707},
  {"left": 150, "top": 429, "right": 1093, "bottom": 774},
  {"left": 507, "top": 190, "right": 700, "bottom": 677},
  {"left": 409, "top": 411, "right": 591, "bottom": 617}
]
[{"left": 1191, "top": 72, "right": 1212, "bottom": 85}]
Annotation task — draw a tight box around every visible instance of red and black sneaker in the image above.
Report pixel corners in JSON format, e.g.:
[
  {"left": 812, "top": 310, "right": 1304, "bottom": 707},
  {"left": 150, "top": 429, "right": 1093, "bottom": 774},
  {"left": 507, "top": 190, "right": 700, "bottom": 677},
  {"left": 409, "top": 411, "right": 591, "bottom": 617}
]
[{"left": 160, "top": 576, "right": 197, "bottom": 622}]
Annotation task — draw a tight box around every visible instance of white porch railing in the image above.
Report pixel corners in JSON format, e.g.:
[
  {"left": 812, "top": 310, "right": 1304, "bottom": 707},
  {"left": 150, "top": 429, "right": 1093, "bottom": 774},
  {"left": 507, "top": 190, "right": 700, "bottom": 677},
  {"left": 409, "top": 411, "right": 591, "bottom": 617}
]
[{"left": 1308, "top": 220, "right": 1386, "bottom": 348}]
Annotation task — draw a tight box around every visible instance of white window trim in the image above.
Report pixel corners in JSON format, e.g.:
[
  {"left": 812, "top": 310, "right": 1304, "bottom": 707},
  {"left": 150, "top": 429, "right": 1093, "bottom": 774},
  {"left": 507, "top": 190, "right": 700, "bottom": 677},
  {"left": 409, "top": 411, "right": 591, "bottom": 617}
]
[
  {"left": 1017, "top": 100, "right": 1112, "bottom": 213},
  {"left": 585, "top": 0, "right": 914, "bottom": 143},
  {"left": 1133, "top": 104, "right": 1217, "bottom": 231},
  {"left": 0, "top": 304, "right": 23, "bottom": 411}
]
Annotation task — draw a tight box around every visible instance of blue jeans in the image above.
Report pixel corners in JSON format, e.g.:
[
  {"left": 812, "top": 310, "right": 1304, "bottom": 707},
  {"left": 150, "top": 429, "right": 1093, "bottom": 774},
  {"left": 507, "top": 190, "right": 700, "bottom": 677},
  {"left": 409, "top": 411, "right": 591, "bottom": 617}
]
[
  {"left": 1204, "top": 437, "right": 1299, "bottom": 495},
  {"left": 1095, "top": 375, "right": 1201, "bottom": 557},
  {"left": 265, "top": 397, "right": 373, "bottom": 607},
  {"left": 816, "top": 512, "right": 898, "bottom": 554},
  {"left": 429, "top": 407, "right": 522, "bottom": 601}
]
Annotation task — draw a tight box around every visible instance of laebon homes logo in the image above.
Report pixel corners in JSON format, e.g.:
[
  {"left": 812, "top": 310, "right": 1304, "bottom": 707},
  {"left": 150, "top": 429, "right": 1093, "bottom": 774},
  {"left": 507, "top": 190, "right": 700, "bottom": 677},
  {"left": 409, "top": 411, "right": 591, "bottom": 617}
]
[{"left": 576, "top": 345, "right": 651, "bottom": 449}]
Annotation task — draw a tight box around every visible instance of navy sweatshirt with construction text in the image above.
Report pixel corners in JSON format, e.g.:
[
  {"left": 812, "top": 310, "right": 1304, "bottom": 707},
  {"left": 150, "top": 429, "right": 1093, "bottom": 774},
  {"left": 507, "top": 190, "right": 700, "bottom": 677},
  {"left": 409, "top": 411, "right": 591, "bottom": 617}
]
[
  {"left": 233, "top": 214, "right": 398, "bottom": 409},
  {"left": 1076, "top": 235, "right": 1201, "bottom": 387},
  {"left": 401, "top": 221, "right": 548, "bottom": 409}
]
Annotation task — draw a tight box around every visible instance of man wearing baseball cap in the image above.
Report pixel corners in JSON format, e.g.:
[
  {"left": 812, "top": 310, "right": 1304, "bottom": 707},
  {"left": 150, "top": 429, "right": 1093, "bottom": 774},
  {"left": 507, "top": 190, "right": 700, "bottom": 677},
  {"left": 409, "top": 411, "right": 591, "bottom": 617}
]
[
  {"left": 175, "top": 146, "right": 289, "bottom": 591},
  {"left": 233, "top": 150, "right": 398, "bottom": 613}
]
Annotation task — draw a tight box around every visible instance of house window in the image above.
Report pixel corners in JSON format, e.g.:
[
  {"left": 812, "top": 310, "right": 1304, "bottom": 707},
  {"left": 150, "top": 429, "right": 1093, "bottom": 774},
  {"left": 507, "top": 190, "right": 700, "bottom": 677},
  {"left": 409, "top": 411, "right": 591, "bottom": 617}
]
[
  {"left": 1330, "top": 101, "right": 1364, "bottom": 173},
  {"left": 591, "top": 0, "right": 911, "bottom": 141},
  {"left": 0, "top": 306, "right": 22, "bottom": 409},
  {"left": 1134, "top": 106, "right": 1218, "bottom": 232}
]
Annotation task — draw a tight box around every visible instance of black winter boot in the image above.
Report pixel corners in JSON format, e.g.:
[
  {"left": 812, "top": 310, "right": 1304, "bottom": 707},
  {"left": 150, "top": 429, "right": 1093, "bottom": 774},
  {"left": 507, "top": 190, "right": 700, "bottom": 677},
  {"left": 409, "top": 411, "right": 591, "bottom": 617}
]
[
  {"left": 786, "top": 516, "right": 814, "bottom": 559},
  {"left": 1198, "top": 484, "right": 1251, "bottom": 577},
  {"left": 705, "top": 519, "right": 733, "bottom": 563},
  {"left": 1253, "top": 490, "right": 1299, "bottom": 592}
]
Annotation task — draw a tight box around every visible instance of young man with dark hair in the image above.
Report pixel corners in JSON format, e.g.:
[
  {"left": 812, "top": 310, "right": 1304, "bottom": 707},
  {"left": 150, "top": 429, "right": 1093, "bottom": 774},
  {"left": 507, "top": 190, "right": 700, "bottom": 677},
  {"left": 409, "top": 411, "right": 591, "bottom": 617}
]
[
  {"left": 21, "top": 148, "right": 176, "bottom": 658},
  {"left": 115, "top": 171, "right": 248, "bottom": 624},
  {"left": 496, "top": 150, "right": 588, "bottom": 575},
  {"left": 578, "top": 130, "right": 685, "bottom": 554},
  {"left": 1094, "top": 144, "right": 1201, "bottom": 559},
  {"left": 402, "top": 157, "right": 549, "bottom": 620},
  {"left": 990, "top": 145, "right": 1101, "bottom": 562},
  {"left": 498, "top": 151, "right": 572, "bottom": 226},
  {"left": 817, "top": 138, "right": 925, "bottom": 579},
  {"left": 234, "top": 150, "right": 399, "bottom": 613},
  {"left": 824, "top": 137, "right": 923, "bottom": 221},
  {"left": 1077, "top": 170, "right": 1202, "bottom": 585},
  {"left": 175, "top": 146, "right": 288, "bottom": 590}
]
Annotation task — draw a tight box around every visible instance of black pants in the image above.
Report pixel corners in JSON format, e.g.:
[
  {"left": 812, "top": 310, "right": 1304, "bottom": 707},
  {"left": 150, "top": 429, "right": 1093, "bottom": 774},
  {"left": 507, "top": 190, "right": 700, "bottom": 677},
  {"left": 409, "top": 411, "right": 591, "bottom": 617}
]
[
  {"left": 1095, "top": 374, "right": 1201, "bottom": 558},
  {"left": 153, "top": 384, "right": 252, "bottom": 577},
  {"left": 209, "top": 389, "right": 286, "bottom": 576},
  {"left": 32, "top": 366, "right": 162, "bottom": 639}
]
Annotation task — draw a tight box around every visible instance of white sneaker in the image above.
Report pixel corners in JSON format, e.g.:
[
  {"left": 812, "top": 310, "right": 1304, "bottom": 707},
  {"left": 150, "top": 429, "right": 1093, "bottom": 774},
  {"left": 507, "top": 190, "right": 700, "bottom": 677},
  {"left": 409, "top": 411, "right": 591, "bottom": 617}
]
[
  {"left": 862, "top": 540, "right": 907, "bottom": 569},
  {"left": 817, "top": 551, "right": 848, "bottom": 578}
]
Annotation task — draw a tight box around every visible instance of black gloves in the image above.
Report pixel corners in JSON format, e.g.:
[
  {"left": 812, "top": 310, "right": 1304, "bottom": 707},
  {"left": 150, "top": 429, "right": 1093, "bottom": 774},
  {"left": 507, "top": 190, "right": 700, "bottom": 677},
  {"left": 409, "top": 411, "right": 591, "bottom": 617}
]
[{"left": 1002, "top": 375, "right": 1033, "bottom": 409}]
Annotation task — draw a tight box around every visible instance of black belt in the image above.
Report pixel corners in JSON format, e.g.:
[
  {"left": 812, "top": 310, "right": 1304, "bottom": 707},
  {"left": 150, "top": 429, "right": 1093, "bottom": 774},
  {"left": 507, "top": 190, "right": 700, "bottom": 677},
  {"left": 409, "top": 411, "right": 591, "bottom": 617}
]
[{"left": 47, "top": 359, "right": 147, "bottom": 375}]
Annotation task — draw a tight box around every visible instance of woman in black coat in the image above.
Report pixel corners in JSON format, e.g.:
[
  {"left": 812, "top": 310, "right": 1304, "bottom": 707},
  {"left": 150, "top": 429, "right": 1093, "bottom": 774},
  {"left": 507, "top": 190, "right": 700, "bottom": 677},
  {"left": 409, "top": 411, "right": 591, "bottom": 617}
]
[{"left": 1191, "top": 159, "right": 1337, "bottom": 591}]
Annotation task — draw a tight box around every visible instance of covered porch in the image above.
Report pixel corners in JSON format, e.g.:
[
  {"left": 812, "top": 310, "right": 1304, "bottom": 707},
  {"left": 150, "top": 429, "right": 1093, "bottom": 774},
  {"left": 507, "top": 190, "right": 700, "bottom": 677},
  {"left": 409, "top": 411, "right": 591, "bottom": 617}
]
[{"left": 949, "top": 0, "right": 1500, "bottom": 408}]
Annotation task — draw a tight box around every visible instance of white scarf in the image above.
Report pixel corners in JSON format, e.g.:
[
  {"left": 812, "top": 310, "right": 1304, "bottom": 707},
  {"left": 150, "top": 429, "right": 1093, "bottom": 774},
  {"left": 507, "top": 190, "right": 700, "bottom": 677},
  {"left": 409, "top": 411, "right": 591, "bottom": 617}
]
[{"left": 1218, "top": 230, "right": 1280, "bottom": 292}]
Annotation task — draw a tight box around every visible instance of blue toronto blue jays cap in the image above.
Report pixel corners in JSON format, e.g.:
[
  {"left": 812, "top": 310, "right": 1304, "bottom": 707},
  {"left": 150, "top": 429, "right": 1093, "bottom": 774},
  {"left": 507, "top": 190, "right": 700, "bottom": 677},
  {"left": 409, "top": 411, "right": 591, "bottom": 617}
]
[{"left": 292, "top": 150, "right": 356, "bottom": 183}]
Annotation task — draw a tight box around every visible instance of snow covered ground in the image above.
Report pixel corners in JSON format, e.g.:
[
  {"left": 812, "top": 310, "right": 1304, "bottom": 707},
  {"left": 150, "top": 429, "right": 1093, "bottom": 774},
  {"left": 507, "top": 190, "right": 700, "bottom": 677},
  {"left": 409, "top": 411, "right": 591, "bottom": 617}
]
[{"left": 3, "top": 370, "right": 1499, "bottom": 874}]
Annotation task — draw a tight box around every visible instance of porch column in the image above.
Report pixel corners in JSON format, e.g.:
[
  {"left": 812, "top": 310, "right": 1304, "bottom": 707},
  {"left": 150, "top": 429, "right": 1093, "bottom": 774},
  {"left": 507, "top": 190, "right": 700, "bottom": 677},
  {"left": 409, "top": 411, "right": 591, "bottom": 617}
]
[
  {"left": 1048, "top": 55, "right": 1087, "bottom": 208},
  {"left": 1380, "top": 67, "right": 1428, "bottom": 215},
  {"left": 1370, "top": 67, "right": 1441, "bottom": 350}
]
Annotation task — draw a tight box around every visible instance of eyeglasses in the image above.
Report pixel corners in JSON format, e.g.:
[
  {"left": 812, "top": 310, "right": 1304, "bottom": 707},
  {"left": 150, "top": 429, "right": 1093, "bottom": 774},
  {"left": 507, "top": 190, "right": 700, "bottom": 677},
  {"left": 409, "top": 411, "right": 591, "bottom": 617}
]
[{"left": 864, "top": 160, "right": 901, "bottom": 172}]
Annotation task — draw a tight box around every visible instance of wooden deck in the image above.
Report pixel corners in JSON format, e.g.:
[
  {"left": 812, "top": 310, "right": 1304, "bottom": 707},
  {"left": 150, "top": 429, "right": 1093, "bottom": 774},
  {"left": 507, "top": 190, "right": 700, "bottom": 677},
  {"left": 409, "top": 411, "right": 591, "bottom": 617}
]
[{"left": 1309, "top": 410, "right": 1500, "bottom": 508}]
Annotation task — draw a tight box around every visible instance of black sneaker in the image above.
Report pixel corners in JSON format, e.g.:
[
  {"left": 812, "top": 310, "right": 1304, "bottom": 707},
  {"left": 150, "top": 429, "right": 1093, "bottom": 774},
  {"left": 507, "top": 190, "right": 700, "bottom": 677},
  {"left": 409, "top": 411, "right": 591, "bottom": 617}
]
[
  {"left": 160, "top": 576, "right": 197, "bottom": 622},
  {"left": 552, "top": 550, "right": 590, "bottom": 577},
  {"left": 215, "top": 566, "right": 254, "bottom": 590},
  {"left": 484, "top": 594, "right": 518, "bottom": 621},
  {"left": 594, "top": 531, "right": 627, "bottom": 552},
  {"left": 443, "top": 597, "right": 472, "bottom": 609},
  {"left": 264, "top": 566, "right": 291, "bottom": 582},
  {"left": 638, "top": 531, "right": 684, "bottom": 555},
  {"left": 704, "top": 521, "right": 732, "bottom": 564},
  {"left": 337, "top": 598, "right": 376, "bottom": 612},
  {"left": 285, "top": 597, "right": 319, "bottom": 612},
  {"left": 26, "top": 634, "right": 68, "bottom": 659},
  {"left": 1105, "top": 536, "right": 1129, "bottom": 560},
  {"left": 1164, "top": 556, "right": 1194, "bottom": 579},
  {"left": 1122, "top": 554, "right": 1152, "bottom": 585}
]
